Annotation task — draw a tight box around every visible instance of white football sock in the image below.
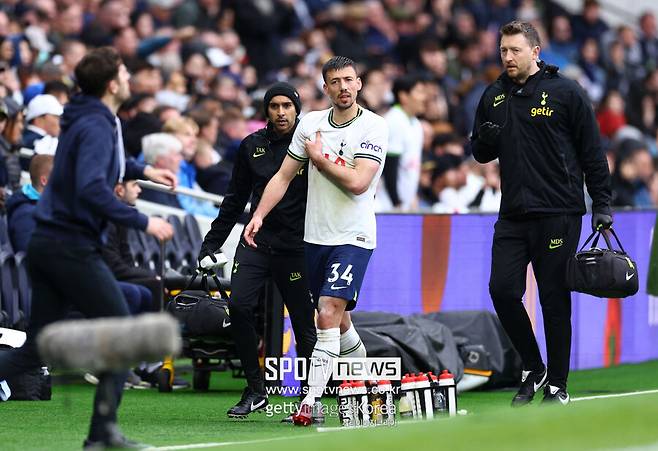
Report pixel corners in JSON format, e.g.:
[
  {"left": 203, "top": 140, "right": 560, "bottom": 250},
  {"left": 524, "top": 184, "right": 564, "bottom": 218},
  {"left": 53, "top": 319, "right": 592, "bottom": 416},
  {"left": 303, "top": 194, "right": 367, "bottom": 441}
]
[
  {"left": 302, "top": 327, "right": 340, "bottom": 407},
  {"left": 340, "top": 323, "right": 366, "bottom": 358}
]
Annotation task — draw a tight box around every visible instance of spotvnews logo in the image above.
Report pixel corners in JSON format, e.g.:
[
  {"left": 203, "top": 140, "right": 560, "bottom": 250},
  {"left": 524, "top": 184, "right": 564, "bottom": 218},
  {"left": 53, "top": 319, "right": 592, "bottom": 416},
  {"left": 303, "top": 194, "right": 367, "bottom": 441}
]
[{"left": 264, "top": 357, "right": 402, "bottom": 382}]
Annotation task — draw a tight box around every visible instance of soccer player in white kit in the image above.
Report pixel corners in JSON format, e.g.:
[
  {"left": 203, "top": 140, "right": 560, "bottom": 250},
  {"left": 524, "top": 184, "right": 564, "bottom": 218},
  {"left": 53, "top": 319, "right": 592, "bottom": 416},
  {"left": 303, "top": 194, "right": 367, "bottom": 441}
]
[{"left": 244, "top": 56, "right": 388, "bottom": 426}]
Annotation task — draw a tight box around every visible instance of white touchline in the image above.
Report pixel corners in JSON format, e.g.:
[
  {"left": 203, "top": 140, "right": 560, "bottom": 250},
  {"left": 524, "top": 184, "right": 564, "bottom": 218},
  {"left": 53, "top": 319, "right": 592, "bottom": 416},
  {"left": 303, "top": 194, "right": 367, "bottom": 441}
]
[
  {"left": 572, "top": 388, "right": 658, "bottom": 402},
  {"left": 147, "top": 434, "right": 310, "bottom": 450}
]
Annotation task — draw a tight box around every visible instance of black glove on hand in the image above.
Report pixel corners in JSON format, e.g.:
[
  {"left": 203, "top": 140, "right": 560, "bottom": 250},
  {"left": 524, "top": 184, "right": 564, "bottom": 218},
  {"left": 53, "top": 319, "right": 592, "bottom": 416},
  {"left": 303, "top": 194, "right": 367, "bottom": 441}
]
[
  {"left": 478, "top": 122, "right": 502, "bottom": 146},
  {"left": 197, "top": 246, "right": 217, "bottom": 268},
  {"left": 591, "top": 212, "right": 613, "bottom": 232}
]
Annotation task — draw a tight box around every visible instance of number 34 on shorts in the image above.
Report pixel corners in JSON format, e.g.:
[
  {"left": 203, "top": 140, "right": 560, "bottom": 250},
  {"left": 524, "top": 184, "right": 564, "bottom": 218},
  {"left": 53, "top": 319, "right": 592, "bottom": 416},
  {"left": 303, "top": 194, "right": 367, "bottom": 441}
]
[{"left": 328, "top": 263, "right": 354, "bottom": 290}]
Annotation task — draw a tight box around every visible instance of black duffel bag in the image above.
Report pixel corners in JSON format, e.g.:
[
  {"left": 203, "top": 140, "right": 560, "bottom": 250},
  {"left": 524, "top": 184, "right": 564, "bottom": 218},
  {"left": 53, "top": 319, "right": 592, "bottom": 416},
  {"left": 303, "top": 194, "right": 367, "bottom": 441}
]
[
  {"left": 565, "top": 228, "right": 638, "bottom": 298},
  {"left": 166, "top": 271, "right": 232, "bottom": 337}
]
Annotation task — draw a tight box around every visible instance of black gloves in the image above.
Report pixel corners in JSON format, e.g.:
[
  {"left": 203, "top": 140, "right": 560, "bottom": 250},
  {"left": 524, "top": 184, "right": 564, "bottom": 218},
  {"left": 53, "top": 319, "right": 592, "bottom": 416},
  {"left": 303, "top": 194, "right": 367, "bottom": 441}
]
[
  {"left": 197, "top": 245, "right": 217, "bottom": 268},
  {"left": 478, "top": 122, "right": 502, "bottom": 146},
  {"left": 592, "top": 212, "right": 613, "bottom": 232}
]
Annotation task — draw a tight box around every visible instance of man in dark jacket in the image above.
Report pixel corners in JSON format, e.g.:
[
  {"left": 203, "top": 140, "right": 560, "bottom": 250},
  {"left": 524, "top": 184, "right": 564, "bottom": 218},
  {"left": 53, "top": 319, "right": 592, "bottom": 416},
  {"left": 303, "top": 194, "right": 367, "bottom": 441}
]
[
  {"left": 103, "top": 178, "right": 161, "bottom": 310},
  {"left": 198, "top": 82, "right": 316, "bottom": 418},
  {"left": 6, "top": 154, "right": 53, "bottom": 253},
  {"left": 471, "top": 21, "right": 612, "bottom": 406},
  {"left": 0, "top": 47, "right": 176, "bottom": 449}
]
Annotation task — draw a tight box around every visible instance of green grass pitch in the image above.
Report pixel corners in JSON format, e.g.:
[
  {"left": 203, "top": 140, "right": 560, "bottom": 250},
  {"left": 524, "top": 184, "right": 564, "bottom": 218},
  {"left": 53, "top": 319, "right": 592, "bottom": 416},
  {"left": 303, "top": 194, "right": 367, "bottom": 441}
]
[{"left": 3, "top": 360, "right": 658, "bottom": 450}]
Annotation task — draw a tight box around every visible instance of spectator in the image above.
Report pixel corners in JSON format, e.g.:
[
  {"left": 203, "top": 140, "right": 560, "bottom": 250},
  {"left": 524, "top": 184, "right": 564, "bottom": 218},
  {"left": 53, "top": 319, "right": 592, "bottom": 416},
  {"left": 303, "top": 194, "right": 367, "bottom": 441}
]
[
  {"left": 571, "top": 0, "right": 608, "bottom": 46},
  {"left": 103, "top": 177, "right": 160, "bottom": 313},
  {"left": 596, "top": 90, "right": 626, "bottom": 138},
  {"left": 6, "top": 154, "right": 53, "bottom": 252},
  {"left": 139, "top": 132, "right": 184, "bottom": 209},
  {"left": 549, "top": 15, "right": 579, "bottom": 64},
  {"left": 0, "top": 96, "right": 24, "bottom": 193},
  {"left": 639, "top": 11, "right": 658, "bottom": 68},
  {"left": 22, "top": 94, "right": 63, "bottom": 156},
  {"left": 163, "top": 115, "right": 218, "bottom": 217}
]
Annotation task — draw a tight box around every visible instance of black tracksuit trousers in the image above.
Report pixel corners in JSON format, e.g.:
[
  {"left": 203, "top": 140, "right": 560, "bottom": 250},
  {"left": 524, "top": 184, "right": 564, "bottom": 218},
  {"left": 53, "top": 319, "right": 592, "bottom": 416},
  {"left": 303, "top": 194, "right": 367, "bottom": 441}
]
[
  {"left": 229, "top": 243, "right": 316, "bottom": 394},
  {"left": 489, "top": 215, "right": 581, "bottom": 390},
  {"left": 0, "top": 236, "right": 129, "bottom": 441}
]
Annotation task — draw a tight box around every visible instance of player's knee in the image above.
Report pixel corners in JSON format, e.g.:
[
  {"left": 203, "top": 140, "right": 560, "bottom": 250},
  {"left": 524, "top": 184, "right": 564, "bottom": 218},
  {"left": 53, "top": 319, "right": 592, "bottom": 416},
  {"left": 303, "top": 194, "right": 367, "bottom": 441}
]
[{"left": 316, "top": 307, "right": 342, "bottom": 329}]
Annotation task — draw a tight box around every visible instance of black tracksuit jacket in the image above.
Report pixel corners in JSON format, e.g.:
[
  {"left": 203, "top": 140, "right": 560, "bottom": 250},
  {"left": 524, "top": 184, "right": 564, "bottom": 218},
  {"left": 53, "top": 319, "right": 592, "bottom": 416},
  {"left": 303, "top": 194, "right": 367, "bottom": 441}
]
[
  {"left": 471, "top": 64, "right": 612, "bottom": 218},
  {"left": 202, "top": 121, "right": 308, "bottom": 253}
]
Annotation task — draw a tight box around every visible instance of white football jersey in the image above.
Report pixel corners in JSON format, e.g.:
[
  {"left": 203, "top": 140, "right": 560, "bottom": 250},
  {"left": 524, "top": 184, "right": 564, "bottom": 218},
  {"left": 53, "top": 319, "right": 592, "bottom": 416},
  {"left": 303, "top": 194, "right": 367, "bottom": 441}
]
[
  {"left": 288, "top": 106, "right": 388, "bottom": 249},
  {"left": 375, "top": 105, "right": 423, "bottom": 211}
]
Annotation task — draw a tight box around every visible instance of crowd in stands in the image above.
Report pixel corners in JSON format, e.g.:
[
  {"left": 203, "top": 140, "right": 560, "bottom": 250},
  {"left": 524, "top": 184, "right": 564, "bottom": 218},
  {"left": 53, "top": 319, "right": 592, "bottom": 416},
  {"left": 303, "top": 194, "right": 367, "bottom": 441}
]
[{"left": 0, "top": 0, "right": 657, "bottom": 214}]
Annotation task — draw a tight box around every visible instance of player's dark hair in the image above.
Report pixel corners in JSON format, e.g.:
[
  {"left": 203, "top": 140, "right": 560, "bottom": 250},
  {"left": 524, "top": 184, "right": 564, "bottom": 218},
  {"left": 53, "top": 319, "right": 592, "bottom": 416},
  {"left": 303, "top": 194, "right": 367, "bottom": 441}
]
[
  {"left": 74, "top": 47, "right": 122, "bottom": 98},
  {"left": 392, "top": 74, "right": 423, "bottom": 105},
  {"left": 500, "top": 20, "right": 541, "bottom": 48},
  {"left": 321, "top": 56, "right": 357, "bottom": 82}
]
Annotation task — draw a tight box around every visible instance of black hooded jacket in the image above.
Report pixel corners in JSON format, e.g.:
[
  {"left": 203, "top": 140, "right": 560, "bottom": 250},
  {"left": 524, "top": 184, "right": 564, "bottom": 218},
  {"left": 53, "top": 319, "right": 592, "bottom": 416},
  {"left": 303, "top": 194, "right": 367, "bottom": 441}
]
[
  {"left": 471, "top": 63, "right": 612, "bottom": 218},
  {"left": 202, "top": 121, "right": 308, "bottom": 253}
]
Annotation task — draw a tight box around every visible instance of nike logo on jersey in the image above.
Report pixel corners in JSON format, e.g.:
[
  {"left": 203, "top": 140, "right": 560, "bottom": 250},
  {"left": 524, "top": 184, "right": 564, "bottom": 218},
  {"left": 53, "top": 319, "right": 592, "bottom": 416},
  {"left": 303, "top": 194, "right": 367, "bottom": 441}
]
[
  {"left": 253, "top": 147, "right": 266, "bottom": 158},
  {"left": 250, "top": 399, "right": 266, "bottom": 410},
  {"left": 549, "top": 238, "right": 563, "bottom": 250},
  {"left": 626, "top": 272, "right": 635, "bottom": 281},
  {"left": 290, "top": 272, "right": 302, "bottom": 282},
  {"left": 330, "top": 284, "right": 348, "bottom": 290},
  {"left": 493, "top": 93, "right": 506, "bottom": 107},
  {"left": 222, "top": 318, "right": 231, "bottom": 328}
]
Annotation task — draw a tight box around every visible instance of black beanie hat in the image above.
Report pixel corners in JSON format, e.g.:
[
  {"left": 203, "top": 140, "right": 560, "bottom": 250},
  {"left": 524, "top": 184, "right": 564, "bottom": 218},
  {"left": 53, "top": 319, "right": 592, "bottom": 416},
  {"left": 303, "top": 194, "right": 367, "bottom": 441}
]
[{"left": 263, "top": 82, "right": 301, "bottom": 116}]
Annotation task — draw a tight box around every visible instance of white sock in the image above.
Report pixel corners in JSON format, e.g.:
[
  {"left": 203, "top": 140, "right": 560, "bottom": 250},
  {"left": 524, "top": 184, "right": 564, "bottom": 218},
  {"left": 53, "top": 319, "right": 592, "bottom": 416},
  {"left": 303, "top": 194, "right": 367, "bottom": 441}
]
[
  {"left": 340, "top": 324, "right": 366, "bottom": 358},
  {"left": 302, "top": 327, "right": 340, "bottom": 407}
]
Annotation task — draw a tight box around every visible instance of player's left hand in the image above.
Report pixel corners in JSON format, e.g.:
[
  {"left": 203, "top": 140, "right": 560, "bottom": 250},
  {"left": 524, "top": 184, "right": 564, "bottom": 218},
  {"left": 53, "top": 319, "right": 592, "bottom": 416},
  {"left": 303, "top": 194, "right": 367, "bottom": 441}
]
[
  {"left": 305, "top": 131, "right": 323, "bottom": 164},
  {"left": 243, "top": 215, "right": 263, "bottom": 248},
  {"left": 144, "top": 166, "right": 178, "bottom": 189},
  {"left": 592, "top": 212, "right": 613, "bottom": 232}
]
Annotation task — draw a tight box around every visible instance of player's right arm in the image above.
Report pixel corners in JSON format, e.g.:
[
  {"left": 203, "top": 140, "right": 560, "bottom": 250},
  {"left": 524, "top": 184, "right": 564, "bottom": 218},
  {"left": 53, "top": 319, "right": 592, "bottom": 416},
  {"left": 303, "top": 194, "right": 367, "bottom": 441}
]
[{"left": 243, "top": 155, "right": 303, "bottom": 247}]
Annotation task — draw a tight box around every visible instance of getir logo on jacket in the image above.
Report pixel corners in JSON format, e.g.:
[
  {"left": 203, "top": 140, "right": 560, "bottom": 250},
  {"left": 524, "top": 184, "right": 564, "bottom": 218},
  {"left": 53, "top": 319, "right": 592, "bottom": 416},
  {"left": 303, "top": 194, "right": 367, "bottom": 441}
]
[{"left": 531, "top": 91, "right": 554, "bottom": 117}]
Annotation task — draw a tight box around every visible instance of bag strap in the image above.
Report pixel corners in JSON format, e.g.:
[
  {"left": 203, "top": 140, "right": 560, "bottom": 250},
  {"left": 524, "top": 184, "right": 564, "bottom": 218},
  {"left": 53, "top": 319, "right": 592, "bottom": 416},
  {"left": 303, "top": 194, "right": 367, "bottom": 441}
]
[
  {"left": 183, "top": 270, "right": 229, "bottom": 300},
  {"left": 579, "top": 230, "right": 599, "bottom": 252},
  {"left": 580, "top": 228, "right": 626, "bottom": 254},
  {"left": 607, "top": 228, "right": 627, "bottom": 254}
]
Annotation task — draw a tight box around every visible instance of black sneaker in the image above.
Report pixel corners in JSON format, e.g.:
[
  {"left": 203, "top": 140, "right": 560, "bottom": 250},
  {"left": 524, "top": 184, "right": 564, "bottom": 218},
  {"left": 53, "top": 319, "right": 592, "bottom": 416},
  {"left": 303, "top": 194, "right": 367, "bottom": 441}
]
[
  {"left": 511, "top": 368, "right": 548, "bottom": 407},
  {"left": 227, "top": 387, "right": 268, "bottom": 418},
  {"left": 542, "top": 385, "right": 570, "bottom": 405},
  {"left": 83, "top": 423, "right": 149, "bottom": 450}
]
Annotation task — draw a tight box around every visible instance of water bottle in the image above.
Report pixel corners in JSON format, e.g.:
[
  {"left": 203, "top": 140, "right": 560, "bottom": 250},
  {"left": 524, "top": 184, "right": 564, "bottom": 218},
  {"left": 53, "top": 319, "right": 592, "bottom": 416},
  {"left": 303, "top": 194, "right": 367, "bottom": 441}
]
[
  {"left": 400, "top": 374, "right": 417, "bottom": 419},
  {"left": 377, "top": 379, "right": 395, "bottom": 425},
  {"left": 415, "top": 373, "right": 434, "bottom": 419},
  {"left": 439, "top": 369, "right": 457, "bottom": 417},
  {"left": 338, "top": 380, "right": 355, "bottom": 427}
]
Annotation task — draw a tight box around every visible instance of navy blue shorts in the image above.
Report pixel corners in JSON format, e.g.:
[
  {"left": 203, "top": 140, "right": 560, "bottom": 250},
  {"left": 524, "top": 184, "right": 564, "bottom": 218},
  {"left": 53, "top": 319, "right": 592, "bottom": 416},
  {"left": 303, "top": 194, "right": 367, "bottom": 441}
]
[{"left": 305, "top": 243, "right": 373, "bottom": 311}]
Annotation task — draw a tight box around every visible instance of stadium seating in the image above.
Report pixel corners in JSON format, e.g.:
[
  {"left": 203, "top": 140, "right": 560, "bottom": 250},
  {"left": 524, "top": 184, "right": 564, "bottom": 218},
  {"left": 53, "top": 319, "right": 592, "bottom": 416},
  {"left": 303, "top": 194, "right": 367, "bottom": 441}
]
[
  {"left": 0, "top": 215, "right": 12, "bottom": 254},
  {"left": 0, "top": 251, "right": 20, "bottom": 329},
  {"left": 14, "top": 252, "right": 31, "bottom": 330}
]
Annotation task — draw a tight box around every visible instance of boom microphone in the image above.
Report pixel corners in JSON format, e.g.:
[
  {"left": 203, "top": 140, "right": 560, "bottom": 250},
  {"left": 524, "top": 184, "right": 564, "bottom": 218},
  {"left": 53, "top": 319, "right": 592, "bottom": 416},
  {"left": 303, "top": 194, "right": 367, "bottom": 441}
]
[{"left": 37, "top": 313, "right": 181, "bottom": 372}]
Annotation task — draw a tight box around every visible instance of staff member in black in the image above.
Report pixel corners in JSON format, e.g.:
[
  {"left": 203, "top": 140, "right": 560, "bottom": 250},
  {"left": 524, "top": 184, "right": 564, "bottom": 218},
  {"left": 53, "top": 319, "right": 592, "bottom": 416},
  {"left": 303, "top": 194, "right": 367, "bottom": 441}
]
[
  {"left": 198, "top": 83, "right": 316, "bottom": 418},
  {"left": 471, "top": 21, "right": 612, "bottom": 406}
]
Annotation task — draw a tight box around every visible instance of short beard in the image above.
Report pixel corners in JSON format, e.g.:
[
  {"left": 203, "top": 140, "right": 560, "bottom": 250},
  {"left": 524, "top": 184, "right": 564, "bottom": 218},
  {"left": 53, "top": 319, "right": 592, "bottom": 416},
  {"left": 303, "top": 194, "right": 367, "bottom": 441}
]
[{"left": 333, "top": 97, "right": 355, "bottom": 110}]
